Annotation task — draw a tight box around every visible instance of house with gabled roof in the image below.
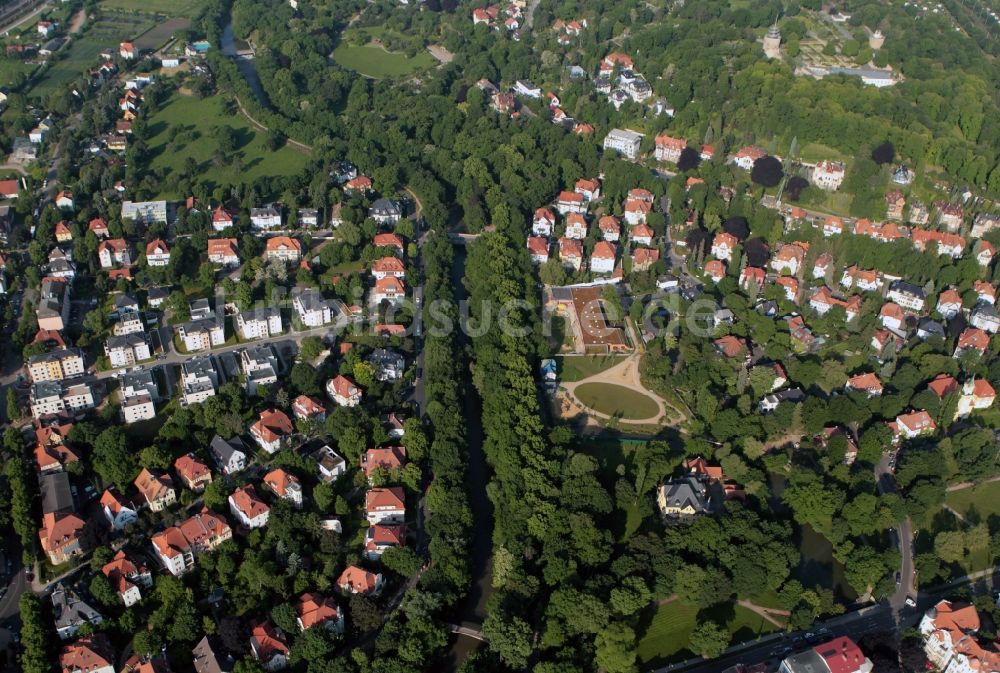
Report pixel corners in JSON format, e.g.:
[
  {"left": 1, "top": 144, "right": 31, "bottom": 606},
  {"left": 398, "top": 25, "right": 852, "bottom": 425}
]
[
  {"left": 591, "top": 241, "right": 617, "bottom": 274},
  {"left": 250, "top": 409, "right": 294, "bottom": 454},
  {"left": 249, "top": 622, "right": 289, "bottom": 672},
  {"left": 229, "top": 485, "right": 270, "bottom": 529},
  {"left": 366, "top": 486, "right": 405, "bottom": 524},
  {"left": 365, "top": 523, "right": 406, "bottom": 561},
  {"left": 337, "top": 565, "right": 385, "bottom": 596},
  {"left": 936, "top": 289, "right": 963, "bottom": 319},
  {"left": 264, "top": 468, "right": 302, "bottom": 507},
  {"left": 60, "top": 633, "right": 115, "bottom": 673},
  {"left": 895, "top": 410, "right": 936, "bottom": 438},
  {"left": 174, "top": 453, "right": 212, "bottom": 491},
  {"left": 327, "top": 375, "right": 361, "bottom": 407},
  {"left": 845, "top": 372, "right": 883, "bottom": 397},
  {"left": 532, "top": 207, "right": 556, "bottom": 237},
  {"left": 39, "top": 511, "right": 86, "bottom": 565},
  {"left": 102, "top": 550, "right": 151, "bottom": 607},
  {"left": 292, "top": 395, "right": 326, "bottom": 422},
  {"left": 295, "top": 593, "right": 343, "bottom": 632},
  {"left": 134, "top": 468, "right": 176, "bottom": 512},
  {"left": 100, "top": 489, "right": 138, "bottom": 530}
]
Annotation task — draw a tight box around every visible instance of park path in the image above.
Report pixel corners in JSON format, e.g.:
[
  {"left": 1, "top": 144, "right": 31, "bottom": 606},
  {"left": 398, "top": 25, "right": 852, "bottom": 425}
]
[
  {"left": 231, "top": 95, "right": 313, "bottom": 153},
  {"left": 68, "top": 7, "right": 85, "bottom": 34},
  {"left": 652, "top": 595, "right": 789, "bottom": 629},
  {"left": 946, "top": 473, "right": 1000, "bottom": 492},
  {"left": 559, "top": 353, "right": 685, "bottom": 425}
]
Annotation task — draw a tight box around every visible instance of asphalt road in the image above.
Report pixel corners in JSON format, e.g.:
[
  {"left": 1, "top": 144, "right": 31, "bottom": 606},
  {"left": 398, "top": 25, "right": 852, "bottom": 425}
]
[{"left": 874, "top": 451, "right": 915, "bottom": 617}]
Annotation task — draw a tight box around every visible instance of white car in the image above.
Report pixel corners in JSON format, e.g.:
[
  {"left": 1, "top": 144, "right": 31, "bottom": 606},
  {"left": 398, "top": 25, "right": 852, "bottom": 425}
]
[{"left": 905, "top": 596, "right": 917, "bottom": 608}]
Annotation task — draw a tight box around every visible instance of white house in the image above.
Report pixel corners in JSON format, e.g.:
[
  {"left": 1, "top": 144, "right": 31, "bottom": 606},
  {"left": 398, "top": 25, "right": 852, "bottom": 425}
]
[
  {"left": 236, "top": 308, "right": 283, "bottom": 340},
  {"left": 365, "top": 487, "right": 406, "bottom": 525},
  {"left": 590, "top": 241, "right": 617, "bottom": 274},
  {"left": 812, "top": 160, "right": 846, "bottom": 190},
  {"left": 229, "top": 485, "right": 270, "bottom": 529},
  {"left": 532, "top": 207, "right": 556, "bottom": 236},
  {"left": 603, "top": 129, "right": 643, "bottom": 160},
  {"left": 145, "top": 239, "right": 170, "bottom": 267},
  {"left": 293, "top": 289, "right": 334, "bottom": 327},
  {"left": 327, "top": 376, "right": 362, "bottom": 407}
]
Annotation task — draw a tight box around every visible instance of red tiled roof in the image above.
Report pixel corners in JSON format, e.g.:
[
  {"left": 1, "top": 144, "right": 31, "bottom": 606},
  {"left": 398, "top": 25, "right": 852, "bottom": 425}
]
[
  {"left": 366, "top": 486, "right": 405, "bottom": 512},
  {"left": 174, "top": 453, "right": 210, "bottom": 484},
  {"left": 251, "top": 409, "right": 293, "bottom": 443},
  {"left": 361, "top": 446, "right": 407, "bottom": 477},
  {"left": 230, "top": 485, "right": 269, "bottom": 519},
  {"left": 337, "top": 565, "right": 381, "bottom": 594},
  {"left": 372, "top": 257, "right": 405, "bottom": 274},
  {"left": 264, "top": 468, "right": 299, "bottom": 498},
  {"left": 207, "top": 238, "right": 238, "bottom": 257},
  {"left": 296, "top": 593, "right": 340, "bottom": 630},
  {"left": 928, "top": 374, "right": 959, "bottom": 398},
  {"left": 265, "top": 236, "right": 301, "bottom": 253}
]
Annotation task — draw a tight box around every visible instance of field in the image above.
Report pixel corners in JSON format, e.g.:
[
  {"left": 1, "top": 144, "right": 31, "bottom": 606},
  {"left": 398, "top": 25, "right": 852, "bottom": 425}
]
[
  {"left": 0, "top": 60, "right": 34, "bottom": 83},
  {"left": 797, "top": 141, "right": 849, "bottom": 164},
  {"left": 557, "top": 355, "right": 624, "bottom": 382},
  {"left": 135, "top": 18, "right": 191, "bottom": 51},
  {"left": 574, "top": 382, "right": 660, "bottom": 419},
  {"left": 98, "top": 0, "right": 206, "bottom": 17},
  {"left": 637, "top": 601, "right": 779, "bottom": 666},
  {"left": 332, "top": 27, "right": 435, "bottom": 78},
  {"left": 945, "top": 480, "right": 1000, "bottom": 521},
  {"left": 144, "top": 93, "right": 309, "bottom": 196}
]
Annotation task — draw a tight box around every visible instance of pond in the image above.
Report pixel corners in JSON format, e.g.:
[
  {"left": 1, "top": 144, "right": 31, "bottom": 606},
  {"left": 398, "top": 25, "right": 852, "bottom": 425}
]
[
  {"left": 794, "top": 524, "right": 858, "bottom": 602},
  {"left": 219, "top": 21, "right": 270, "bottom": 108}
]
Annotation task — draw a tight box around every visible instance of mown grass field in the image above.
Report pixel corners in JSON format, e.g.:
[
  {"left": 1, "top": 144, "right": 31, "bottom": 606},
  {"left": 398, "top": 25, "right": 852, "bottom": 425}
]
[
  {"left": 945, "top": 480, "right": 1000, "bottom": 521},
  {"left": 332, "top": 27, "right": 435, "bottom": 78},
  {"left": 637, "top": 601, "right": 779, "bottom": 666},
  {"left": 99, "top": 0, "right": 206, "bottom": 17},
  {"left": 143, "top": 93, "right": 308, "bottom": 196},
  {"left": 556, "top": 354, "right": 624, "bottom": 382},
  {"left": 574, "top": 382, "right": 660, "bottom": 419}
]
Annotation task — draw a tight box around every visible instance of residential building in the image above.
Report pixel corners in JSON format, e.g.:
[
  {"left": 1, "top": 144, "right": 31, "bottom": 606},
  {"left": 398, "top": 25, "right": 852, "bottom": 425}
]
[
  {"left": 297, "top": 208, "right": 319, "bottom": 228},
  {"left": 705, "top": 259, "right": 725, "bottom": 283},
  {"left": 250, "top": 409, "right": 294, "bottom": 454},
  {"left": 120, "top": 370, "right": 159, "bottom": 424},
  {"left": 809, "top": 287, "right": 861, "bottom": 320},
  {"left": 112, "top": 309, "right": 144, "bottom": 337},
  {"left": 250, "top": 622, "right": 289, "bottom": 672},
  {"left": 39, "top": 511, "right": 86, "bottom": 565},
  {"left": 919, "top": 600, "right": 998, "bottom": 673},
  {"left": 935, "top": 201, "right": 964, "bottom": 231},
  {"left": 733, "top": 145, "right": 766, "bottom": 170},
  {"left": 51, "top": 584, "right": 103, "bottom": 640},
  {"left": 811, "top": 160, "right": 846, "bottom": 190},
  {"left": 37, "top": 277, "right": 70, "bottom": 331},
  {"left": 937, "top": 289, "right": 963, "bottom": 319},
  {"left": 887, "top": 281, "right": 926, "bottom": 312},
  {"left": 886, "top": 190, "right": 905, "bottom": 220},
  {"left": 972, "top": 213, "right": 1000, "bottom": 238},
  {"left": 911, "top": 229, "right": 965, "bottom": 259},
  {"left": 372, "top": 256, "right": 406, "bottom": 280},
  {"left": 895, "top": 410, "right": 937, "bottom": 438},
  {"left": 98, "top": 239, "right": 133, "bottom": 268},
  {"left": 240, "top": 344, "right": 279, "bottom": 395},
  {"left": 879, "top": 302, "right": 905, "bottom": 331},
  {"left": 145, "top": 239, "right": 170, "bottom": 266},
  {"left": 181, "top": 356, "right": 221, "bottom": 405},
  {"left": 971, "top": 303, "right": 1000, "bottom": 333},
  {"left": 558, "top": 237, "right": 584, "bottom": 270},
  {"left": 366, "top": 486, "right": 406, "bottom": 524},
  {"left": 368, "top": 348, "right": 405, "bottom": 381},
  {"left": 575, "top": 177, "right": 601, "bottom": 202},
  {"left": 290, "top": 288, "right": 335, "bottom": 327},
  {"left": 711, "top": 232, "right": 739, "bottom": 262},
  {"left": 373, "top": 233, "right": 405, "bottom": 257},
  {"left": 236, "top": 307, "right": 283, "bottom": 340},
  {"left": 373, "top": 276, "right": 406, "bottom": 305},
  {"left": 264, "top": 468, "right": 303, "bottom": 507},
  {"left": 603, "top": 128, "right": 643, "bottom": 160},
  {"left": 840, "top": 266, "right": 882, "bottom": 293},
  {"left": 101, "top": 550, "right": 151, "bottom": 607},
  {"left": 598, "top": 215, "right": 620, "bottom": 241},
  {"left": 60, "top": 634, "right": 115, "bottom": 673},
  {"left": 313, "top": 445, "right": 347, "bottom": 483},
  {"left": 957, "top": 379, "right": 996, "bottom": 418},
  {"left": 27, "top": 348, "right": 85, "bottom": 382},
  {"left": 178, "top": 316, "right": 225, "bottom": 352},
  {"left": 174, "top": 453, "right": 212, "bottom": 491},
  {"left": 527, "top": 236, "right": 549, "bottom": 264},
  {"left": 327, "top": 375, "right": 362, "bottom": 406},
  {"left": 564, "top": 212, "right": 588, "bottom": 239},
  {"left": 365, "top": 523, "right": 406, "bottom": 560},
  {"left": 134, "top": 468, "right": 176, "bottom": 512},
  {"left": 192, "top": 637, "right": 235, "bottom": 673},
  {"left": 250, "top": 205, "right": 282, "bottom": 229},
  {"left": 100, "top": 489, "right": 138, "bottom": 530},
  {"left": 361, "top": 446, "right": 407, "bottom": 482},
  {"left": 264, "top": 236, "right": 301, "bottom": 262},
  {"left": 759, "top": 388, "right": 805, "bottom": 412},
  {"left": 30, "top": 380, "right": 96, "bottom": 420},
  {"left": 955, "top": 327, "right": 990, "bottom": 358},
  {"left": 291, "top": 395, "right": 325, "bottom": 422},
  {"left": 632, "top": 247, "right": 660, "bottom": 272},
  {"left": 229, "top": 485, "right": 270, "bottom": 529},
  {"left": 975, "top": 240, "right": 997, "bottom": 267},
  {"left": 210, "top": 435, "right": 248, "bottom": 475},
  {"left": 555, "top": 191, "right": 586, "bottom": 215},
  {"left": 845, "top": 372, "right": 884, "bottom": 396},
  {"left": 295, "top": 593, "right": 343, "bottom": 632},
  {"left": 210, "top": 207, "right": 235, "bottom": 231},
  {"left": 654, "top": 134, "right": 686, "bottom": 163},
  {"left": 777, "top": 637, "right": 873, "bottom": 673},
  {"left": 532, "top": 207, "right": 556, "bottom": 236},
  {"left": 207, "top": 238, "right": 240, "bottom": 267},
  {"left": 337, "top": 565, "right": 385, "bottom": 596},
  {"left": 370, "top": 198, "right": 402, "bottom": 225},
  {"left": 105, "top": 333, "right": 152, "bottom": 368},
  {"left": 590, "top": 241, "right": 617, "bottom": 274},
  {"left": 656, "top": 476, "right": 713, "bottom": 519}
]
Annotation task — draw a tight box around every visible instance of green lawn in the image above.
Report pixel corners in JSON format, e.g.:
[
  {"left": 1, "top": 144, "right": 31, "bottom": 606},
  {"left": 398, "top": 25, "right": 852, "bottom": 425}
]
[
  {"left": 946, "top": 481, "right": 1000, "bottom": 521},
  {"left": 557, "top": 354, "right": 625, "bottom": 382},
  {"left": 30, "top": 40, "right": 108, "bottom": 96},
  {"left": 331, "top": 28, "right": 436, "bottom": 78},
  {"left": 574, "top": 382, "right": 659, "bottom": 419},
  {"left": 0, "top": 60, "right": 34, "bottom": 84},
  {"left": 637, "top": 602, "right": 779, "bottom": 666},
  {"left": 144, "top": 93, "right": 309, "bottom": 196},
  {"left": 797, "top": 141, "right": 849, "bottom": 164},
  {"left": 99, "top": 0, "right": 206, "bottom": 17}
]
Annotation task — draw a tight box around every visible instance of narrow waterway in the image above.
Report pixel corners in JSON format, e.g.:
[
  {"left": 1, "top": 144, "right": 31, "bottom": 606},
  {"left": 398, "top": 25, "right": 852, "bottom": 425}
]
[
  {"left": 446, "top": 243, "right": 495, "bottom": 668},
  {"left": 219, "top": 20, "right": 271, "bottom": 108}
]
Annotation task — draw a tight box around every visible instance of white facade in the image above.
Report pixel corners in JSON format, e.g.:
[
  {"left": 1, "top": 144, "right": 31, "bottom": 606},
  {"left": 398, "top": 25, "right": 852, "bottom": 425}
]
[
  {"left": 603, "top": 129, "right": 643, "bottom": 160},
  {"left": 236, "top": 310, "right": 283, "bottom": 340}
]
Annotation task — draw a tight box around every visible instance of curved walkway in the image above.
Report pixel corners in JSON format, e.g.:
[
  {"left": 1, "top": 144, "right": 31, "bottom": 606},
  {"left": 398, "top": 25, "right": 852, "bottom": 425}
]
[
  {"left": 559, "top": 353, "right": 671, "bottom": 425},
  {"left": 231, "top": 95, "right": 313, "bottom": 153}
]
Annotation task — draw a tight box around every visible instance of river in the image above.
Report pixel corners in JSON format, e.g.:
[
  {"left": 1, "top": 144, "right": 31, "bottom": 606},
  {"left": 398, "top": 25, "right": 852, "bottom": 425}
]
[
  {"left": 219, "top": 20, "right": 271, "bottom": 108},
  {"left": 445, "top": 243, "right": 495, "bottom": 669}
]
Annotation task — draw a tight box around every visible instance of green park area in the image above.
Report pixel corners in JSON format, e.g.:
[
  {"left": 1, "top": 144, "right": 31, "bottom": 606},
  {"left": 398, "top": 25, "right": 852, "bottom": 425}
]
[
  {"left": 575, "top": 382, "right": 659, "bottom": 420},
  {"left": 332, "top": 27, "right": 435, "bottom": 78},
  {"left": 637, "top": 601, "right": 780, "bottom": 666},
  {"left": 99, "top": 0, "right": 205, "bottom": 17},
  {"left": 144, "top": 92, "right": 309, "bottom": 196},
  {"left": 945, "top": 480, "right": 1000, "bottom": 521},
  {"left": 557, "top": 354, "right": 625, "bottom": 382}
]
